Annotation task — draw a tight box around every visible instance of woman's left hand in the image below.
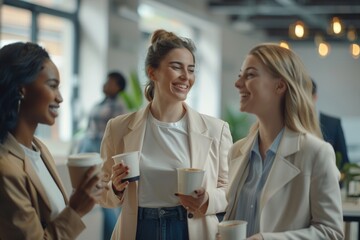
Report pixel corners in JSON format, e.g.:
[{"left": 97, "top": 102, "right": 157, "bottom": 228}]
[{"left": 175, "top": 188, "right": 209, "bottom": 215}]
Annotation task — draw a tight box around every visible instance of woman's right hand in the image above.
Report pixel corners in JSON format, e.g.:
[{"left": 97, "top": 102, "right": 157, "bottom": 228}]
[
  {"left": 111, "top": 161, "right": 129, "bottom": 195},
  {"left": 69, "top": 166, "right": 104, "bottom": 217}
]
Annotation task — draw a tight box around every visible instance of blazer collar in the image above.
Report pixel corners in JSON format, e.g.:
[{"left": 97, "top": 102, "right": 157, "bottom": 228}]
[
  {"left": 259, "top": 127, "right": 301, "bottom": 212},
  {"left": 227, "top": 128, "right": 301, "bottom": 217},
  {"left": 184, "top": 104, "right": 212, "bottom": 169},
  {"left": 124, "top": 103, "right": 212, "bottom": 169},
  {"left": 4, "top": 134, "right": 52, "bottom": 210},
  {"left": 123, "top": 104, "right": 150, "bottom": 152}
]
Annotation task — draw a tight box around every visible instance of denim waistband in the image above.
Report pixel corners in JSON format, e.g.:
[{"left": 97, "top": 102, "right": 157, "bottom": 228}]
[{"left": 138, "top": 206, "right": 187, "bottom": 220}]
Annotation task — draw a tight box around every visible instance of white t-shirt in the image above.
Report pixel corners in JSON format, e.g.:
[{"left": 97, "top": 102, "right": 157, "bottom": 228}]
[
  {"left": 20, "top": 144, "right": 66, "bottom": 220},
  {"left": 138, "top": 112, "right": 190, "bottom": 207}
]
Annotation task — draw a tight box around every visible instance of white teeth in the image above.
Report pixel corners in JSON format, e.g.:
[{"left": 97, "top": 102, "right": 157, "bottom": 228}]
[
  {"left": 175, "top": 84, "right": 188, "bottom": 89},
  {"left": 50, "top": 107, "right": 59, "bottom": 114},
  {"left": 240, "top": 93, "right": 249, "bottom": 97}
]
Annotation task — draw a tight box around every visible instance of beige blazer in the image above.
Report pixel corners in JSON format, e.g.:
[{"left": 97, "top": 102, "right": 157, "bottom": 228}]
[
  {"left": 99, "top": 103, "right": 233, "bottom": 240},
  {"left": 225, "top": 127, "right": 344, "bottom": 240},
  {"left": 0, "top": 134, "right": 85, "bottom": 240}
]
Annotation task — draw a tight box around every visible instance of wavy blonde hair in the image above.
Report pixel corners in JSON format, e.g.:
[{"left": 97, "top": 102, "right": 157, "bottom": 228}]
[{"left": 248, "top": 43, "right": 322, "bottom": 138}]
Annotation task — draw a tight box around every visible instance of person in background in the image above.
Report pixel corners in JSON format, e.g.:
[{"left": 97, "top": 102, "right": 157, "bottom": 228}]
[
  {"left": 222, "top": 43, "right": 343, "bottom": 239},
  {"left": 312, "top": 79, "right": 350, "bottom": 171},
  {"left": 0, "top": 42, "right": 103, "bottom": 239},
  {"left": 98, "top": 29, "right": 233, "bottom": 240},
  {"left": 78, "top": 71, "right": 127, "bottom": 240},
  {"left": 78, "top": 71, "right": 127, "bottom": 153}
]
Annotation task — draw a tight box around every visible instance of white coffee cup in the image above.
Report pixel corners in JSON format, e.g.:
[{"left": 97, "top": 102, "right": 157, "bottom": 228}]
[
  {"left": 218, "top": 220, "right": 247, "bottom": 240},
  {"left": 177, "top": 168, "right": 205, "bottom": 195},
  {"left": 67, "top": 152, "right": 102, "bottom": 189},
  {"left": 112, "top": 151, "right": 140, "bottom": 182}
]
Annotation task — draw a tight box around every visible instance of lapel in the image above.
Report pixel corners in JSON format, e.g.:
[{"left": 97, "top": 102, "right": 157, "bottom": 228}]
[
  {"left": 184, "top": 104, "right": 212, "bottom": 169},
  {"left": 123, "top": 105, "right": 149, "bottom": 152},
  {"left": 226, "top": 131, "right": 256, "bottom": 219},
  {"left": 259, "top": 128, "right": 301, "bottom": 212},
  {"left": 5, "top": 134, "right": 52, "bottom": 210}
]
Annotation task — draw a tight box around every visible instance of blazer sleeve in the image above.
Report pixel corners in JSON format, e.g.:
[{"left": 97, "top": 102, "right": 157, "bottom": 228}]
[
  {"left": 98, "top": 118, "right": 124, "bottom": 207},
  {"left": 0, "top": 162, "right": 85, "bottom": 240},
  {"left": 205, "top": 122, "right": 233, "bottom": 215}
]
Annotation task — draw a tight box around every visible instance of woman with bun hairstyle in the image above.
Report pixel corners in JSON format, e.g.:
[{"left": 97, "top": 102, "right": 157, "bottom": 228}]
[{"left": 98, "top": 29, "right": 233, "bottom": 239}]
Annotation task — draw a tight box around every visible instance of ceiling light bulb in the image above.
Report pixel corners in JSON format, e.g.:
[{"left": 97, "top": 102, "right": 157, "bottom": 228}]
[
  {"left": 295, "top": 22, "right": 304, "bottom": 38},
  {"left": 347, "top": 27, "right": 357, "bottom": 42},
  {"left": 350, "top": 43, "right": 360, "bottom": 59},
  {"left": 318, "top": 42, "right": 330, "bottom": 57},
  {"left": 331, "top": 17, "right": 343, "bottom": 35}
]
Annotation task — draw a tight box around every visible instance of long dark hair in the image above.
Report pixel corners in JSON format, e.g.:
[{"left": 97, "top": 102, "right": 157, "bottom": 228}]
[{"left": 0, "top": 42, "right": 50, "bottom": 143}]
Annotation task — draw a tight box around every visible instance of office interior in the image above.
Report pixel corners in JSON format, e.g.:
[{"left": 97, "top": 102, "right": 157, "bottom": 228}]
[{"left": 1, "top": 0, "right": 360, "bottom": 239}]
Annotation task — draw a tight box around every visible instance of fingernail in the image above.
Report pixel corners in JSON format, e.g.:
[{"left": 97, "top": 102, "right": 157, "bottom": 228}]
[
  {"left": 194, "top": 190, "right": 198, "bottom": 194},
  {"left": 174, "top": 193, "right": 179, "bottom": 196}
]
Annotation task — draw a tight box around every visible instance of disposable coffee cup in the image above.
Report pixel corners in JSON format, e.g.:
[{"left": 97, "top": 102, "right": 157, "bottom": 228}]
[
  {"left": 177, "top": 168, "right": 205, "bottom": 195},
  {"left": 218, "top": 220, "right": 247, "bottom": 240},
  {"left": 67, "top": 152, "right": 102, "bottom": 189},
  {"left": 112, "top": 151, "right": 140, "bottom": 183}
]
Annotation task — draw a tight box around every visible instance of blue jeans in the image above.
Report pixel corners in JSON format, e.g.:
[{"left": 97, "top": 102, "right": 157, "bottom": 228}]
[{"left": 136, "top": 206, "right": 189, "bottom": 240}]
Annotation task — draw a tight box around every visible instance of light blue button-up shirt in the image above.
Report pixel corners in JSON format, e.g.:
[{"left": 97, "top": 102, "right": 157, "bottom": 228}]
[{"left": 235, "top": 128, "right": 284, "bottom": 237}]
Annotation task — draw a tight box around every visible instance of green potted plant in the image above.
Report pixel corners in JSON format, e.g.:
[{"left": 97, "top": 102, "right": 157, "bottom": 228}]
[{"left": 119, "top": 70, "right": 143, "bottom": 111}]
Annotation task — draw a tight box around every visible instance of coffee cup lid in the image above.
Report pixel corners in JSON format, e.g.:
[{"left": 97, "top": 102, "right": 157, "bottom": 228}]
[{"left": 67, "top": 152, "right": 102, "bottom": 166}]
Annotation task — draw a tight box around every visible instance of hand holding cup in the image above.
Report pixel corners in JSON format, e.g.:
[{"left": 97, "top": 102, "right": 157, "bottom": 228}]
[
  {"left": 69, "top": 166, "right": 105, "bottom": 217},
  {"left": 111, "top": 160, "right": 130, "bottom": 195},
  {"left": 111, "top": 151, "right": 140, "bottom": 195},
  {"left": 176, "top": 187, "right": 209, "bottom": 215}
]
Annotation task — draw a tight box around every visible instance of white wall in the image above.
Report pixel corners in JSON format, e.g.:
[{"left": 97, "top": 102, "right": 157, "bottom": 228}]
[{"left": 293, "top": 43, "right": 360, "bottom": 117}]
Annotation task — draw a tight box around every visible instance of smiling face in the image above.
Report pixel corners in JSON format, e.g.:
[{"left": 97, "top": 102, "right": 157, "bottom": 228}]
[
  {"left": 20, "top": 59, "right": 63, "bottom": 127},
  {"left": 235, "top": 54, "right": 285, "bottom": 118},
  {"left": 149, "top": 48, "right": 195, "bottom": 103}
]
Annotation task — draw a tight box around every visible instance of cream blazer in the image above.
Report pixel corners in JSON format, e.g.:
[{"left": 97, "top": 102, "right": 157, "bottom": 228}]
[
  {"left": 99, "top": 103, "right": 233, "bottom": 240},
  {"left": 0, "top": 134, "right": 85, "bottom": 239},
  {"left": 224, "top": 127, "right": 344, "bottom": 240}
]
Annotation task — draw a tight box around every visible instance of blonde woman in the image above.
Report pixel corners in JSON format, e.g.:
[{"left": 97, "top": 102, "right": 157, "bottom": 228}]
[{"left": 223, "top": 43, "right": 343, "bottom": 240}]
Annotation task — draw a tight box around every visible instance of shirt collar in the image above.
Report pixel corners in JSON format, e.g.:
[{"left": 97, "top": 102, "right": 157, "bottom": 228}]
[{"left": 251, "top": 127, "right": 285, "bottom": 156}]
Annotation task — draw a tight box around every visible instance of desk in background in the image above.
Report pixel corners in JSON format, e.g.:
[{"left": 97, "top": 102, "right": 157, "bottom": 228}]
[{"left": 343, "top": 198, "right": 360, "bottom": 240}]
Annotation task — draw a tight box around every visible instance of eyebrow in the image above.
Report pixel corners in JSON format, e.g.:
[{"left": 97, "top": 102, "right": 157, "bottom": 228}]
[
  {"left": 169, "top": 61, "right": 195, "bottom": 67},
  {"left": 240, "top": 66, "right": 256, "bottom": 72}
]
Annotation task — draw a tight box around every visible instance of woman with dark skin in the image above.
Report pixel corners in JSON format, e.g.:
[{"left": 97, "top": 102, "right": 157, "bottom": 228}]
[{"left": 0, "top": 42, "right": 104, "bottom": 239}]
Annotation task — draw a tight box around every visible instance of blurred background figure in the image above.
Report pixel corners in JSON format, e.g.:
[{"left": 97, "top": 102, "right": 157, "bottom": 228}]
[
  {"left": 78, "top": 71, "right": 128, "bottom": 153},
  {"left": 312, "top": 79, "right": 349, "bottom": 171},
  {"left": 78, "top": 71, "right": 128, "bottom": 240}
]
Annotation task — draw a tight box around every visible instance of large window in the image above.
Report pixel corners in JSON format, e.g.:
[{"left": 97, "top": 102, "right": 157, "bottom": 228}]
[{"left": 1, "top": 0, "right": 78, "bottom": 142}]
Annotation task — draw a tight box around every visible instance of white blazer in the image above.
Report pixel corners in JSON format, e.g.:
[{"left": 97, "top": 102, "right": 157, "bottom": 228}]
[
  {"left": 99, "top": 103, "right": 233, "bottom": 240},
  {"left": 225, "top": 127, "right": 344, "bottom": 240}
]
